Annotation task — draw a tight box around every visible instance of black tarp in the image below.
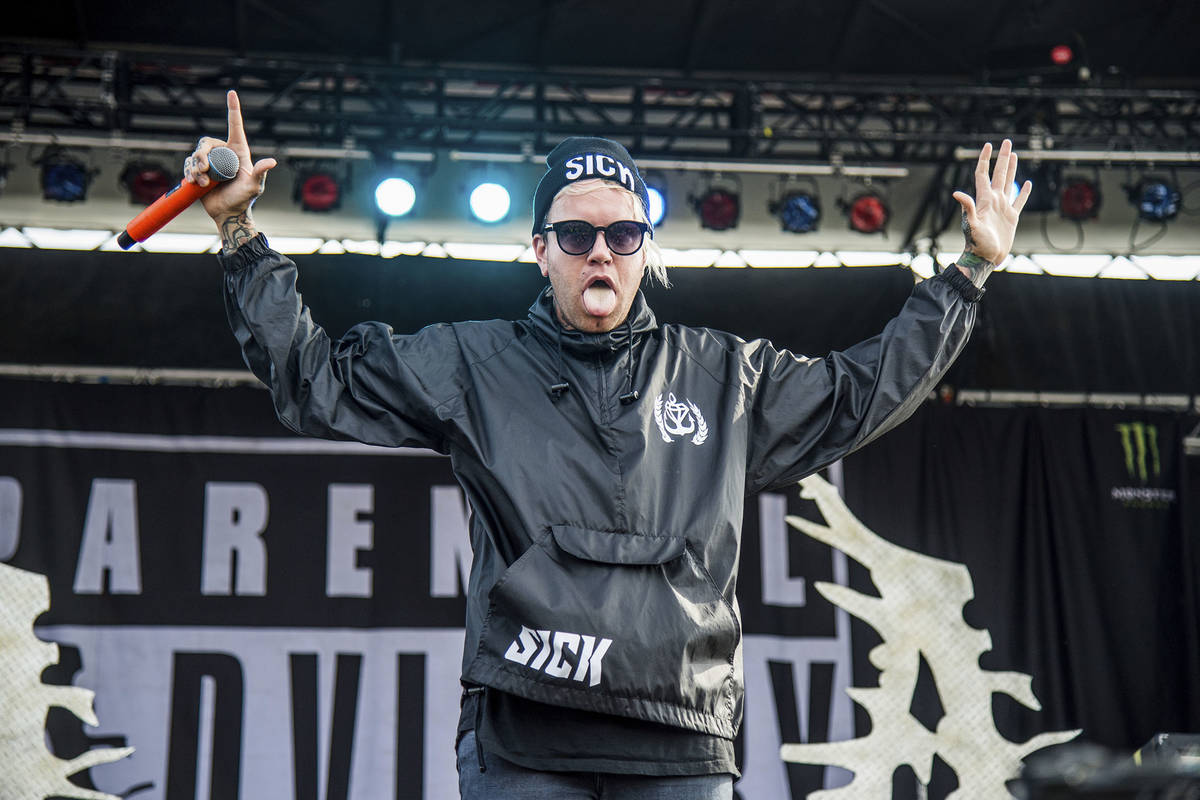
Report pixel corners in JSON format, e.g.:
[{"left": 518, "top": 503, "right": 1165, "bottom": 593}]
[{"left": 3, "top": 247, "right": 1198, "bottom": 394}]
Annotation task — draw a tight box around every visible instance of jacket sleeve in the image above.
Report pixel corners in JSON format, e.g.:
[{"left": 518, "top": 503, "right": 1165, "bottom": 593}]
[
  {"left": 220, "top": 235, "right": 463, "bottom": 452},
  {"left": 744, "top": 269, "right": 977, "bottom": 494}
]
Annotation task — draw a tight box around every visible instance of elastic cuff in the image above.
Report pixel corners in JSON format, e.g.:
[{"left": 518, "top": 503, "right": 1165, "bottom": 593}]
[
  {"left": 216, "top": 232, "right": 272, "bottom": 273},
  {"left": 939, "top": 264, "right": 987, "bottom": 303}
]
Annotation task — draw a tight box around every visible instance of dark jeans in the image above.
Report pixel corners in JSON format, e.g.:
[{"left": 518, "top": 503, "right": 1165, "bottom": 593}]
[{"left": 457, "top": 730, "right": 734, "bottom": 800}]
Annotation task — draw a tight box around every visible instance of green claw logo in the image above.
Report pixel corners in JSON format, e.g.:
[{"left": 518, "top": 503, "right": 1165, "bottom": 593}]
[{"left": 1115, "top": 422, "right": 1160, "bottom": 483}]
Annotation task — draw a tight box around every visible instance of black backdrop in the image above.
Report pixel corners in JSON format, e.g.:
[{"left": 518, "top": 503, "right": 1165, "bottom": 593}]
[
  {"left": 843, "top": 406, "right": 1198, "bottom": 779},
  {"left": 1, "top": 247, "right": 1198, "bottom": 799},
  {"left": 3, "top": 246, "right": 1199, "bottom": 393}
]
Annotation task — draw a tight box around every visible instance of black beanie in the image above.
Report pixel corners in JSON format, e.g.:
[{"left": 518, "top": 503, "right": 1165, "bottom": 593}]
[{"left": 531, "top": 137, "right": 650, "bottom": 236}]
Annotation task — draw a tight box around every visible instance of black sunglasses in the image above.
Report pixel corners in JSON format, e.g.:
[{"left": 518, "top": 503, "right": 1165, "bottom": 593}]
[{"left": 542, "top": 220, "right": 651, "bottom": 256}]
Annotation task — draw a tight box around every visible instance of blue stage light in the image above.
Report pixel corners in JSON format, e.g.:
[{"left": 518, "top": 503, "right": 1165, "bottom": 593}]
[
  {"left": 777, "top": 191, "right": 820, "bottom": 233},
  {"left": 469, "top": 182, "right": 511, "bottom": 223},
  {"left": 646, "top": 186, "right": 666, "bottom": 227},
  {"left": 375, "top": 177, "right": 416, "bottom": 217},
  {"left": 1133, "top": 180, "right": 1180, "bottom": 222},
  {"left": 41, "top": 156, "right": 92, "bottom": 203},
  {"left": 1014, "top": 163, "right": 1059, "bottom": 213}
]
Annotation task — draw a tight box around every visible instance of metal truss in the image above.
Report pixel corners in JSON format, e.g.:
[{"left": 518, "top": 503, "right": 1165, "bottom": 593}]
[{"left": 2, "top": 44, "right": 1198, "bottom": 165}]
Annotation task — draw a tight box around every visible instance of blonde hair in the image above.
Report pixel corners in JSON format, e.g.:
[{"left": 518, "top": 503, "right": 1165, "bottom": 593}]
[{"left": 548, "top": 179, "right": 669, "bottom": 287}]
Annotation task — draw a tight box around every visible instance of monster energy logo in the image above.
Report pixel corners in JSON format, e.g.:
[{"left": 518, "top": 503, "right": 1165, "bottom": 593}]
[{"left": 1114, "top": 422, "right": 1160, "bottom": 483}]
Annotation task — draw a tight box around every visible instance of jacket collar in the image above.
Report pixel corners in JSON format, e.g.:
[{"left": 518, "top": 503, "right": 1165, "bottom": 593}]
[{"left": 528, "top": 285, "right": 658, "bottom": 353}]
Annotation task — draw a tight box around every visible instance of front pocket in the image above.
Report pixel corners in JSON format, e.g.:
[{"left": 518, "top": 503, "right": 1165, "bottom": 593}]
[{"left": 462, "top": 525, "right": 740, "bottom": 738}]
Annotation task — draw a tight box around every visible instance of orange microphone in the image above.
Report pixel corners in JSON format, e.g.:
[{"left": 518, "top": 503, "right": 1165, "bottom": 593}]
[{"left": 117, "top": 146, "right": 240, "bottom": 249}]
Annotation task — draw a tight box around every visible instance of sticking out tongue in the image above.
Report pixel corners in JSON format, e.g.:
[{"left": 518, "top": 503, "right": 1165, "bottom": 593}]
[{"left": 583, "top": 283, "right": 617, "bottom": 317}]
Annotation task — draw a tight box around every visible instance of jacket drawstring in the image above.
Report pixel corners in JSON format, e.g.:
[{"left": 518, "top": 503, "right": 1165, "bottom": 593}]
[
  {"left": 466, "top": 685, "right": 488, "bottom": 772},
  {"left": 549, "top": 324, "right": 570, "bottom": 400},
  {"left": 546, "top": 309, "right": 638, "bottom": 405},
  {"left": 619, "top": 318, "right": 640, "bottom": 405}
]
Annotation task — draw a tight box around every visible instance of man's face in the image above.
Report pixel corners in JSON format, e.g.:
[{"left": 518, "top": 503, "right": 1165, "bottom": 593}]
[{"left": 533, "top": 186, "right": 647, "bottom": 334}]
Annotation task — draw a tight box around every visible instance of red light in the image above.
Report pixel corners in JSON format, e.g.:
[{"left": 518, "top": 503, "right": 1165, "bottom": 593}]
[
  {"left": 696, "top": 189, "right": 739, "bottom": 231},
  {"left": 300, "top": 172, "right": 340, "bottom": 212},
  {"left": 1060, "top": 179, "right": 1100, "bottom": 221},
  {"left": 848, "top": 194, "right": 889, "bottom": 234},
  {"left": 1050, "top": 45, "right": 1073, "bottom": 65},
  {"left": 121, "top": 163, "right": 172, "bottom": 205}
]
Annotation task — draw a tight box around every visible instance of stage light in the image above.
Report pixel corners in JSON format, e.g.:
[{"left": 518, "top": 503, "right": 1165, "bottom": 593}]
[
  {"left": 646, "top": 185, "right": 666, "bottom": 227},
  {"left": 1014, "top": 162, "right": 1060, "bottom": 213},
  {"left": 1059, "top": 178, "right": 1101, "bottom": 221},
  {"left": 772, "top": 191, "right": 820, "bottom": 233},
  {"left": 1129, "top": 179, "right": 1180, "bottom": 222},
  {"left": 120, "top": 162, "right": 172, "bottom": 205},
  {"left": 375, "top": 177, "right": 416, "bottom": 217},
  {"left": 847, "top": 192, "right": 889, "bottom": 234},
  {"left": 695, "top": 188, "right": 740, "bottom": 231},
  {"left": 40, "top": 150, "right": 92, "bottom": 203},
  {"left": 297, "top": 171, "right": 341, "bottom": 212},
  {"left": 469, "top": 182, "right": 511, "bottom": 223}
]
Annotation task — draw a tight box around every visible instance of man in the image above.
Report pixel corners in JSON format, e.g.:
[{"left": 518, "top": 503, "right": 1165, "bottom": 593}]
[{"left": 188, "top": 90, "right": 1030, "bottom": 799}]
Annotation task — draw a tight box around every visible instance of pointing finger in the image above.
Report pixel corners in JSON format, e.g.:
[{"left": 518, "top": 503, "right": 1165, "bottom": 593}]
[{"left": 226, "top": 89, "right": 247, "bottom": 147}]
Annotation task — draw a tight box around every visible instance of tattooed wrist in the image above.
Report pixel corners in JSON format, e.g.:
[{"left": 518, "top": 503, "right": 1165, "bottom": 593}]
[
  {"left": 219, "top": 211, "right": 257, "bottom": 255},
  {"left": 955, "top": 251, "right": 994, "bottom": 289}
]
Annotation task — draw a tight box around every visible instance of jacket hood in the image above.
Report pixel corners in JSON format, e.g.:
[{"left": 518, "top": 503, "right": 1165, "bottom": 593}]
[{"left": 528, "top": 285, "right": 658, "bottom": 354}]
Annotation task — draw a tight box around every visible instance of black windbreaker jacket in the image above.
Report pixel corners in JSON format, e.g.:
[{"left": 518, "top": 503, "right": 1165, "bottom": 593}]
[{"left": 221, "top": 235, "right": 978, "bottom": 743}]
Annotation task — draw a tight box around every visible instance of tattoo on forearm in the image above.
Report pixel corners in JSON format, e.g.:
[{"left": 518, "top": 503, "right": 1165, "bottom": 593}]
[
  {"left": 957, "top": 210, "right": 996, "bottom": 288},
  {"left": 956, "top": 251, "right": 994, "bottom": 289},
  {"left": 220, "top": 212, "right": 256, "bottom": 255},
  {"left": 961, "top": 209, "right": 977, "bottom": 252}
]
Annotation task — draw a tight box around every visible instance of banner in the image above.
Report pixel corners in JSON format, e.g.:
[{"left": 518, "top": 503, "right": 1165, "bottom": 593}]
[
  {"left": 0, "top": 380, "right": 867, "bottom": 799},
  {"left": 1, "top": 373, "right": 1195, "bottom": 797}
]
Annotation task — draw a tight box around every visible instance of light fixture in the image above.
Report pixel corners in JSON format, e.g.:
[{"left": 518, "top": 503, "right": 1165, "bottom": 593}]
[
  {"left": 375, "top": 177, "right": 417, "bottom": 217},
  {"left": 297, "top": 171, "right": 342, "bottom": 213},
  {"left": 469, "top": 181, "right": 512, "bottom": 223},
  {"left": 120, "top": 161, "right": 172, "bottom": 205},
  {"left": 847, "top": 192, "right": 889, "bottom": 234},
  {"left": 1013, "top": 162, "right": 1060, "bottom": 213},
  {"left": 1050, "top": 44, "right": 1073, "bottom": 65},
  {"left": 1059, "top": 177, "right": 1101, "bottom": 221},
  {"left": 39, "top": 148, "right": 93, "bottom": 203},
  {"left": 775, "top": 191, "right": 820, "bottom": 233},
  {"left": 768, "top": 177, "right": 821, "bottom": 234},
  {"left": 692, "top": 175, "right": 741, "bottom": 231},
  {"left": 646, "top": 184, "right": 667, "bottom": 227},
  {"left": 1128, "top": 178, "right": 1180, "bottom": 222}
]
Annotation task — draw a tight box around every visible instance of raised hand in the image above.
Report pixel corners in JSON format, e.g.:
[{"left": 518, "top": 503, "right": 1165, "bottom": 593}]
[
  {"left": 183, "top": 90, "right": 277, "bottom": 253},
  {"left": 952, "top": 139, "right": 1032, "bottom": 287}
]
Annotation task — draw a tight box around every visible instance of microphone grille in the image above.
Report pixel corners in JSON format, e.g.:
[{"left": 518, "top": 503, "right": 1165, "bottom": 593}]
[{"left": 208, "top": 147, "right": 240, "bottom": 182}]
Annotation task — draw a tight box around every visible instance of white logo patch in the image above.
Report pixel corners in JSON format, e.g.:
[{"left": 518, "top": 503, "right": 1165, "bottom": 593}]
[
  {"left": 563, "top": 154, "right": 636, "bottom": 192},
  {"left": 654, "top": 392, "right": 709, "bottom": 445},
  {"left": 504, "top": 625, "right": 613, "bottom": 688}
]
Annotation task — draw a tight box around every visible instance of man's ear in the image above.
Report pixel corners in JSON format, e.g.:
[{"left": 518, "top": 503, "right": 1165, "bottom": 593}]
[{"left": 533, "top": 235, "right": 549, "bottom": 277}]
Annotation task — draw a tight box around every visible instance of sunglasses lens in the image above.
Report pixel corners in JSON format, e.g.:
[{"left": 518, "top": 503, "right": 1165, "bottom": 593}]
[
  {"left": 557, "top": 221, "right": 595, "bottom": 254},
  {"left": 607, "top": 222, "right": 644, "bottom": 254}
]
